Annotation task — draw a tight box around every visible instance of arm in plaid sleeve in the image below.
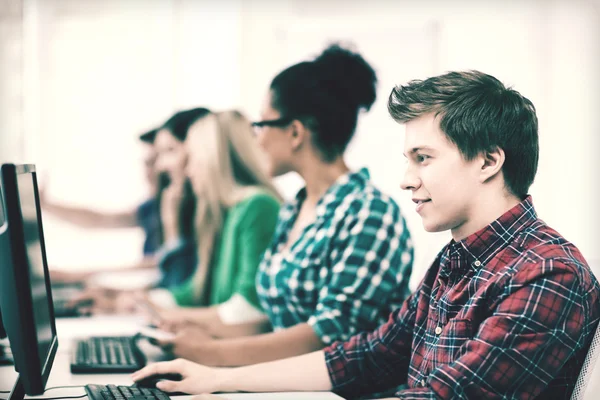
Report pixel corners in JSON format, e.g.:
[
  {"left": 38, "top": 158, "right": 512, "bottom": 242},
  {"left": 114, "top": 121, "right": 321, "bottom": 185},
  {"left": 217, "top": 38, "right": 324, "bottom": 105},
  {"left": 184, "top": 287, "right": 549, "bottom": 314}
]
[
  {"left": 397, "top": 259, "right": 595, "bottom": 399},
  {"left": 324, "top": 290, "right": 419, "bottom": 399},
  {"left": 308, "top": 196, "right": 413, "bottom": 344}
]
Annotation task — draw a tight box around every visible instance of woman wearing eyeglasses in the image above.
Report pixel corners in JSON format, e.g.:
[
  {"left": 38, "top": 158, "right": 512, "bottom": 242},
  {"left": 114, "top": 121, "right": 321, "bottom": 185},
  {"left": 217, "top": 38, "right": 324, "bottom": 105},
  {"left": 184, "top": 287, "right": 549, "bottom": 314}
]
[{"left": 150, "top": 44, "right": 414, "bottom": 367}]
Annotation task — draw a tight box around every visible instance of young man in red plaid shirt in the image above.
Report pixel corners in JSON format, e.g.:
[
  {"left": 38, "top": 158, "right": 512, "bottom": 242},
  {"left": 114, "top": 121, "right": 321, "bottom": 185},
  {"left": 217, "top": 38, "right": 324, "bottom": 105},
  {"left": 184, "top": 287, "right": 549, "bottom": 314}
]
[{"left": 132, "top": 70, "right": 600, "bottom": 400}]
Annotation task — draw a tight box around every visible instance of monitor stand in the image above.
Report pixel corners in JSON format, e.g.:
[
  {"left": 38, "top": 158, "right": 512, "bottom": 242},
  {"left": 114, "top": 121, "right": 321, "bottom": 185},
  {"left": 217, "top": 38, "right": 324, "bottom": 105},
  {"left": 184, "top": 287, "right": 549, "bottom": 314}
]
[{"left": 0, "top": 343, "right": 13, "bottom": 365}]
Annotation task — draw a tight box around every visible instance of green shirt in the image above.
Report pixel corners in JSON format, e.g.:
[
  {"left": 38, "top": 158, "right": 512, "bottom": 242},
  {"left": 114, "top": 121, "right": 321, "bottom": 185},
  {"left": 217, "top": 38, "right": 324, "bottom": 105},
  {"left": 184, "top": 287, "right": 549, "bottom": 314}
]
[{"left": 170, "top": 191, "right": 280, "bottom": 308}]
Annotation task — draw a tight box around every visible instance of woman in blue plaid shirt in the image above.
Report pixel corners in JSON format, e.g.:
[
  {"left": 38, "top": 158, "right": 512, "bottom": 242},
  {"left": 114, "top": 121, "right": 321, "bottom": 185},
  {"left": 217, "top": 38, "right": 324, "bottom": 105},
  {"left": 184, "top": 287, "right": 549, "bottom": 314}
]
[{"left": 149, "top": 45, "right": 414, "bottom": 367}]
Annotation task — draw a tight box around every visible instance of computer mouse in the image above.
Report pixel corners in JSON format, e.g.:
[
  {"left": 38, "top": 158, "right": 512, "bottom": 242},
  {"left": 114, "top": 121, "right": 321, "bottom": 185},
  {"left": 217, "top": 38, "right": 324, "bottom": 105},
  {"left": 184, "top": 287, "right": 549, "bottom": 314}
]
[{"left": 133, "top": 373, "right": 186, "bottom": 395}]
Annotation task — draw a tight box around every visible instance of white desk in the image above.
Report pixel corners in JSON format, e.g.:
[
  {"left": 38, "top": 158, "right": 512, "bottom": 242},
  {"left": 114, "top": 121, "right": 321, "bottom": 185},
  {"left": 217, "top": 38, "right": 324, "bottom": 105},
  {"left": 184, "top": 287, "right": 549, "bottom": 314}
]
[{"left": 1, "top": 316, "right": 342, "bottom": 400}]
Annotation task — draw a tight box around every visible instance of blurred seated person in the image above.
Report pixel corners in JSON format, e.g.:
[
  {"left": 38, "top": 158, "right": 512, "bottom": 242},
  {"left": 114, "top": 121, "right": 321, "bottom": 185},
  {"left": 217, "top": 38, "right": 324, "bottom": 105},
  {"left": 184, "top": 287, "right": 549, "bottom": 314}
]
[
  {"left": 41, "top": 128, "right": 162, "bottom": 284},
  {"left": 53, "top": 108, "right": 210, "bottom": 303},
  {"left": 151, "top": 108, "right": 211, "bottom": 290},
  {"left": 76, "top": 110, "right": 281, "bottom": 336}
]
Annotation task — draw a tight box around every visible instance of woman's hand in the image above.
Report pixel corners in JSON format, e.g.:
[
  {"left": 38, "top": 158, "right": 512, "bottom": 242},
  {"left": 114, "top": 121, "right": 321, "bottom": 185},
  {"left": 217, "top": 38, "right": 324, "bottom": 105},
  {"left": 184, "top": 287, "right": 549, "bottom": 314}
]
[
  {"left": 153, "top": 308, "right": 212, "bottom": 333},
  {"left": 154, "top": 313, "right": 198, "bottom": 333}
]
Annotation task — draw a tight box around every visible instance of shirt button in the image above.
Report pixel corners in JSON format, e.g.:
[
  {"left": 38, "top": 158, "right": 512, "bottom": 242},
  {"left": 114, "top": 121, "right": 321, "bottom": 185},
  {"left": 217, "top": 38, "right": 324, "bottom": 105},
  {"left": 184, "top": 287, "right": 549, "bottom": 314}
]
[
  {"left": 421, "top": 379, "right": 426, "bottom": 387},
  {"left": 435, "top": 326, "right": 442, "bottom": 335},
  {"left": 474, "top": 260, "right": 481, "bottom": 267}
]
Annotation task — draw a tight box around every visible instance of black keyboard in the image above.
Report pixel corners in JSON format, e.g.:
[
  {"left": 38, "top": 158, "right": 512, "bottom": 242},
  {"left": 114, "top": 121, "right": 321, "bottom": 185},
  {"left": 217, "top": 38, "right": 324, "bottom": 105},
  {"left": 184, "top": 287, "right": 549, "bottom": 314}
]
[
  {"left": 71, "top": 336, "right": 146, "bottom": 373},
  {"left": 85, "top": 384, "right": 170, "bottom": 400}
]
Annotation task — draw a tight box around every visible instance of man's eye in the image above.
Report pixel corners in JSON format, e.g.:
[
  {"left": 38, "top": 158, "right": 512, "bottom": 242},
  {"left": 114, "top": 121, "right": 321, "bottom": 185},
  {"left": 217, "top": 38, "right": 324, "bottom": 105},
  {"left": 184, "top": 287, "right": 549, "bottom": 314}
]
[{"left": 417, "top": 154, "right": 430, "bottom": 163}]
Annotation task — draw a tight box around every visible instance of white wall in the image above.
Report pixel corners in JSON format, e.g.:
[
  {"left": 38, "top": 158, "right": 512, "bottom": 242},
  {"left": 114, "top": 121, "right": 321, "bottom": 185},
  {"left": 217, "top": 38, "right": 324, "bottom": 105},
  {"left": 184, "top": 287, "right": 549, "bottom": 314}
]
[
  {"left": 8, "top": 0, "right": 599, "bottom": 285},
  {"left": 239, "top": 0, "right": 600, "bottom": 288},
  {"left": 0, "top": 0, "right": 24, "bottom": 164},
  {"left": 20, "top": 0, "right": 245, "bottom": 269}
]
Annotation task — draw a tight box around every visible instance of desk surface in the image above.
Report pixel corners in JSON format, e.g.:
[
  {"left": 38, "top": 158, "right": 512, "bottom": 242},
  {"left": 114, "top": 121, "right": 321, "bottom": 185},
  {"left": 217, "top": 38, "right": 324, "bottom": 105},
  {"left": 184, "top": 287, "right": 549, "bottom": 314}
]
[{"left": 1, "top": 316, "right": 342, "bottom": 400}]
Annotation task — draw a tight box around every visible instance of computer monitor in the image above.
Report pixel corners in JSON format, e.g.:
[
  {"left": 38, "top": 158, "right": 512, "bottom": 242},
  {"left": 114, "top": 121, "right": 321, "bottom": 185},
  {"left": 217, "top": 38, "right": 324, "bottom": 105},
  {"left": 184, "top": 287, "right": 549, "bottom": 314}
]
[
  {"left": 0, "top": 182, "right": 14, "bottom": 366},
  {"left": 0, "top": 183, "right": 4, "bottom": 341},
  {"left": 0, "top": 308, "right": 15, "bottom": 366},
  {"left": 0, "top": 308, "right": 5, "bottom": 339},
  {"left": 0, "top": 308, "right": 13, "bottom": 364},
  {"left": 0, "top": 184, "right": 6, "bottom": 341},
  {"left": 0, "top": 164, "right": 58, "bottom": 398}
]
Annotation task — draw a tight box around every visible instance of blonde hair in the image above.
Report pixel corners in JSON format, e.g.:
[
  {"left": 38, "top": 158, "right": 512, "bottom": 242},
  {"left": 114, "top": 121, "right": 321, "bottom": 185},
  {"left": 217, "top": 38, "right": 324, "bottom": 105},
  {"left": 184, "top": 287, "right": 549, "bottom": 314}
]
[{"left": 184, "top": 110, "right": 282, "bottom": 303}]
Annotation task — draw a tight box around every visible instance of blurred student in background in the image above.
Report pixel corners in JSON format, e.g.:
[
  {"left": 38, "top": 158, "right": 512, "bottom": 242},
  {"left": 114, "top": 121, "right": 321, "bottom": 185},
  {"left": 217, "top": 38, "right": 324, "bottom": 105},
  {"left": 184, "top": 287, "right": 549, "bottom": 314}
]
[
  {"left": 151, "top": 44, "right": 414, "bottom": 367},
  {"left": 78, "top": 110, "right": 282, "bottom": 333},
  {"left": 151, "top": 108, "right": 210, "bottom": 289},
  {"left": 66, "top": 108, "right": 211, "bottom": 311},
  {"left": 41, "top": 127, "right": 162, "bottom": 284},
  {"left": 141, "top": 110, "right": 281, "bottom": 335}
]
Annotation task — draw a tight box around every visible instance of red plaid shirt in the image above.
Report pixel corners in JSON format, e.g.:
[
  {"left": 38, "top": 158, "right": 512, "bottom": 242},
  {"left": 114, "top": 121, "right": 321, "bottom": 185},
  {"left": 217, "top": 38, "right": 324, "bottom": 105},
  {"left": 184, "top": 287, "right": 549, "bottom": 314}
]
[{"left": 325, "top": 197, "right": 600, "bottom": 399}]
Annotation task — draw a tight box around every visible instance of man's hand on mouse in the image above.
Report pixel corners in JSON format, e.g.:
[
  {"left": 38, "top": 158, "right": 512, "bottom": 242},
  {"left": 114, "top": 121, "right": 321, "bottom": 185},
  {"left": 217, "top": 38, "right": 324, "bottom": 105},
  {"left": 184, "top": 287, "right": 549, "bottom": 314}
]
[{"left": 131, "top": 358, "right": 225, "bottom": 394}]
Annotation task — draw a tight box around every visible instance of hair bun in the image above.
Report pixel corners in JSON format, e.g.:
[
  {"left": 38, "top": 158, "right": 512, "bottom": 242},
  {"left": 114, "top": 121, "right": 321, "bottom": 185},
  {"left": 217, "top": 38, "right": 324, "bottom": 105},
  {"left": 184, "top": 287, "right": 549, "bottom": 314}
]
[{"left": 313, "top": 44, "right": 377, "bottom": 111}]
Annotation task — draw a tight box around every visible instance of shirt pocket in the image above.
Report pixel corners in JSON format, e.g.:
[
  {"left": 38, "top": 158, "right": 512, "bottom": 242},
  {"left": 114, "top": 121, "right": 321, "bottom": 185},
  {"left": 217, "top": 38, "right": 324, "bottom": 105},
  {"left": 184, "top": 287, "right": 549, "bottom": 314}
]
[{"left": 431, "top": 318, "right": 474, "bottom": 368}]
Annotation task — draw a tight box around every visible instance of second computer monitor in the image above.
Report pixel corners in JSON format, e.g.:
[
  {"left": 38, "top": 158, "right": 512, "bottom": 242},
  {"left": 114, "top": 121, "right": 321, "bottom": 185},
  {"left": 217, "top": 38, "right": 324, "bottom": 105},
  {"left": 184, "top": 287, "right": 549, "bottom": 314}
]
[{"left": 0, "top": 163, "right": 58, "bottom": 396}]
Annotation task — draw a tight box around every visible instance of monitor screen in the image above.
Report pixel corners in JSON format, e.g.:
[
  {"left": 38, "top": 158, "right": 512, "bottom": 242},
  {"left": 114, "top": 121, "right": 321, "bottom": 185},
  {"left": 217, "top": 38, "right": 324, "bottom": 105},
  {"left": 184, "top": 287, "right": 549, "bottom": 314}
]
[
  {"left": 0, "top": 175, "right": 20, "bottom": 400},
  {"left": 16, "top": 172, "right": 54, "bottom": 368},
  {"left": 0, "top": 164, "right": 58, "bottom": 398},
  {"left": 0, "top": 310, "right": 6, "bottom": 340},
  {"left": 0, "top": 184, "right": 8, "bottom": 343},
  {"left": 0, "top": 185, "right": 5, "bottom": 340},
  {"left": 0, "top": 181, "right": 4, "bottom": 229}
]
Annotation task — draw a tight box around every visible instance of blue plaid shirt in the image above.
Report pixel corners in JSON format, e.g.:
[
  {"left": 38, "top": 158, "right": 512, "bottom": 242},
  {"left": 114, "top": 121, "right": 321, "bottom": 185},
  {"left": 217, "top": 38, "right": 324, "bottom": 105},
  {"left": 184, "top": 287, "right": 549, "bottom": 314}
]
[{"left": 257, "top": 168, "right": 414, "bottom": 344}]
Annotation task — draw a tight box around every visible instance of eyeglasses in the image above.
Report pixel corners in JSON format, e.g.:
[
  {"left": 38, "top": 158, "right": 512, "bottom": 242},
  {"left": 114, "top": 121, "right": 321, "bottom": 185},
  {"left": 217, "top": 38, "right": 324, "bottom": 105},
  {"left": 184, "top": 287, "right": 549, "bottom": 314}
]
[{"left": 251, "top": 116, "right": 294, "bottom": 129}]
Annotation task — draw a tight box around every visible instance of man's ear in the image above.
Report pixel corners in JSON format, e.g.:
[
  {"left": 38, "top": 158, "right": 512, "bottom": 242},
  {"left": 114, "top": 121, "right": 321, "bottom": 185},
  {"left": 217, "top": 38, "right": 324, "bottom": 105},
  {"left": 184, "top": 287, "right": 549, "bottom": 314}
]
[{"left": 480, "top": 147, "right": 505, "bottom": 183}]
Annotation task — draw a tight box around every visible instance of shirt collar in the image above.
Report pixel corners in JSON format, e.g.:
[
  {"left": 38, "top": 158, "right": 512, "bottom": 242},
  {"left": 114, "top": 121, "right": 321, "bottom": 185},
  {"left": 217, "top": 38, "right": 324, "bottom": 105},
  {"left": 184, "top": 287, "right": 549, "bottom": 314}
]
[
  {"left": 292, "top": 167, "right": 371, "bottom": 217},
  {"left": 449, "top": 195, "right": 538, "bottom": 271}
]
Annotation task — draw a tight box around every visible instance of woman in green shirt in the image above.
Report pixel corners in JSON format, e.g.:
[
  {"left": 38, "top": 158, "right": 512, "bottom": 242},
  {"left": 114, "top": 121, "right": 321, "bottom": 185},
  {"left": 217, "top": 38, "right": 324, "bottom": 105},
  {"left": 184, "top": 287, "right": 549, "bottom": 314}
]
[{"left": 143, "top": 110, "right": 282, "bottom": 334}]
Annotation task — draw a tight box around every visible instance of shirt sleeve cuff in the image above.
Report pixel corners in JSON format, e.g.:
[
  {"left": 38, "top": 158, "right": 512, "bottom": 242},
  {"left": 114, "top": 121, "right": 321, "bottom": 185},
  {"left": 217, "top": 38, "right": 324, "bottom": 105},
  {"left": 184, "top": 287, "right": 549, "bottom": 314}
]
[
  {"left": 307, "top": 312, "right": 349, "bottom": 345},
  {"left": 217, "top": 293, "right": 265, "bottom": 324},
  {"left": 154, "top": 237, "right": 187, "bottom": 264},
  {"left": 322, "top": 341, "right": 350, "bottom": 392}
]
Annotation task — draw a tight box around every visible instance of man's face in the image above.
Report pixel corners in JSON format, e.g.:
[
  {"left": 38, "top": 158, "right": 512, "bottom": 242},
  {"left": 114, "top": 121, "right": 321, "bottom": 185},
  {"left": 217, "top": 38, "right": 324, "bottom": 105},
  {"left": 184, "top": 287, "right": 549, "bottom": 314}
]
[{"left": 401, "top": 113, "right": 483, "bottom": 240}]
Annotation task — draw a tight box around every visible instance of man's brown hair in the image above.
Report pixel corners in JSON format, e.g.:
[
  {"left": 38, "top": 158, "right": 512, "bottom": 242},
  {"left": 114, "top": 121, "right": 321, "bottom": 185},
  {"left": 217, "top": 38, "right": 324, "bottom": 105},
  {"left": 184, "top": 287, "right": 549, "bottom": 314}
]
[{"left": 388, "top": 70, "right": 538, "bottom": 198}]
